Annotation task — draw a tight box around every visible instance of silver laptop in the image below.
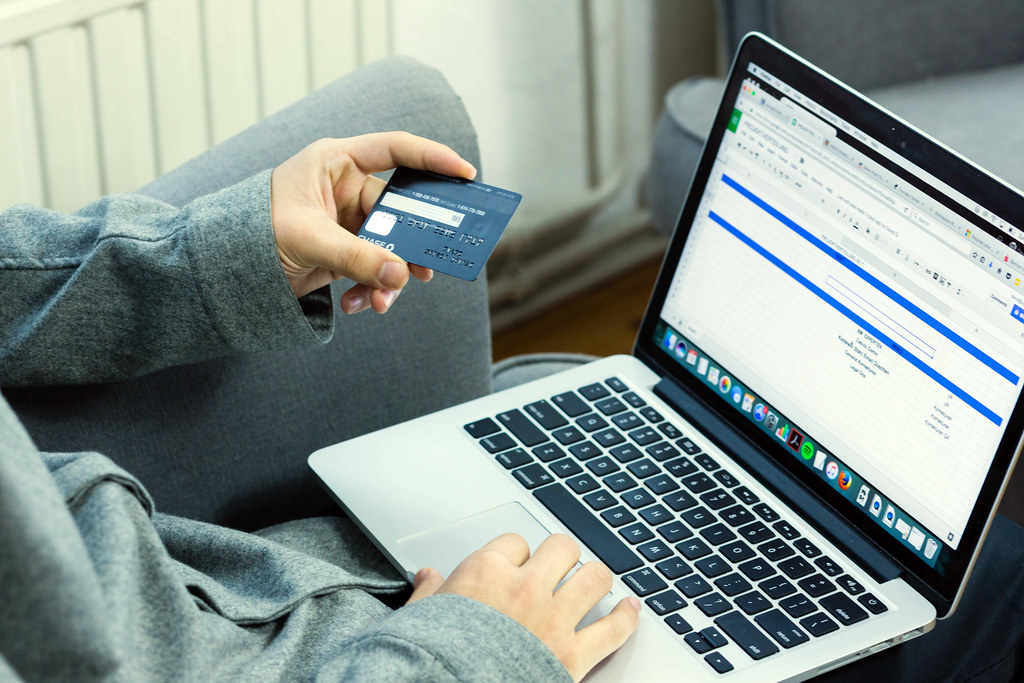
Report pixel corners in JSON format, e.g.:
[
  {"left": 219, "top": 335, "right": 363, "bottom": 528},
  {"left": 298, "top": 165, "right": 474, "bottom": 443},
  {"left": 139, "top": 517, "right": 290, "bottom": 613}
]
[{"left": 310, "top": 33, "right": 1024, "bottom": 681}]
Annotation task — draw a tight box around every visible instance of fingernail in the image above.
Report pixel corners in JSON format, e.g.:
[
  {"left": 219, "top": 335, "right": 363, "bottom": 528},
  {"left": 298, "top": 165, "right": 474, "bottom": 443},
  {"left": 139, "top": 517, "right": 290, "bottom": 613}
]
[
  {"left": 343, "top": 294, "right": 364, "bottom": 314},
  {"left": 380, "top": 289, "right": 399, "bottom": 312},
  {"left": 379, "top": 261, "right": 405, "bottom": 289},
  {"left": 628, "top": 598, "right": 642, "bottom": 613}
]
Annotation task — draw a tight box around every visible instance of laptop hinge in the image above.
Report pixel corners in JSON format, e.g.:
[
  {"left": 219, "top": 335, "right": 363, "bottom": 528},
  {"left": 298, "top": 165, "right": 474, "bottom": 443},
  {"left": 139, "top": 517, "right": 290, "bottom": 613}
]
[{"left": 654, "top": 377, "right": 902, "bottom": 583}]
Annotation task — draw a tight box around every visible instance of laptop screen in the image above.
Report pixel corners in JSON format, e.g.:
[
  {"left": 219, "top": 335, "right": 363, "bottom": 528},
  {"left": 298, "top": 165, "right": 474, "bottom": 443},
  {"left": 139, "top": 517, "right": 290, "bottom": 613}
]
[{"left": 639, "top": 35, "right": 1024, "bottom": 604}]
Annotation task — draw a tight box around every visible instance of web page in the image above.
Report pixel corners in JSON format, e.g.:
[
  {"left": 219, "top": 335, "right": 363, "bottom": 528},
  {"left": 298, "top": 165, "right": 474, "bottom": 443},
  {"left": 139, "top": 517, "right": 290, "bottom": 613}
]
[{"left": 661, "top": 72, "right": 1024, "bottom": 552}]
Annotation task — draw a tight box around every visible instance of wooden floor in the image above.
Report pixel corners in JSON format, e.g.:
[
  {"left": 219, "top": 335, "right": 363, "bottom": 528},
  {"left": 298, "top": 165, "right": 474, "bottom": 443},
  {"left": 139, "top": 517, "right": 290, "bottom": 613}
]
[{"left": 491, "top": 258, "right": 663, "bottom": 361}]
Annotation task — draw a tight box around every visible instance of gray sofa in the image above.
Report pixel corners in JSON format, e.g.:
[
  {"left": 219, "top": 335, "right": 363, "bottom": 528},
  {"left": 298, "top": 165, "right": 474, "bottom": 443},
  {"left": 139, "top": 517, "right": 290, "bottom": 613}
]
[{"left": 648, "top": 0, "right": 1024, "bottom": 525}]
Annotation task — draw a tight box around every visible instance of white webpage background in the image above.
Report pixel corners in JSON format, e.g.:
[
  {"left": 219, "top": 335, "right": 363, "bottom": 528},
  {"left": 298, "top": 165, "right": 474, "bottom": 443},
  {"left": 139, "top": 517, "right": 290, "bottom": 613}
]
[{"left": 662, "top": 113, "right": 1023, "bottom": 547}]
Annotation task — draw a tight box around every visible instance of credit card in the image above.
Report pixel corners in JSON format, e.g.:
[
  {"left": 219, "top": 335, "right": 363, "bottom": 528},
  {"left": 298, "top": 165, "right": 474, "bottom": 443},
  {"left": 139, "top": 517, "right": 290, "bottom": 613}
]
[{"left": 357, "top": 167, "right": 522, "bottom": 281}]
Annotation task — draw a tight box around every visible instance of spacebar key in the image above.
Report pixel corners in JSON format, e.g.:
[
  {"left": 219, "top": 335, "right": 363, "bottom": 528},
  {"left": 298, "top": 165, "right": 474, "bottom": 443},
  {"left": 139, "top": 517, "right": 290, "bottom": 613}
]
[{"left": 533, "top": 483, "right": 643, "bottom": 573}]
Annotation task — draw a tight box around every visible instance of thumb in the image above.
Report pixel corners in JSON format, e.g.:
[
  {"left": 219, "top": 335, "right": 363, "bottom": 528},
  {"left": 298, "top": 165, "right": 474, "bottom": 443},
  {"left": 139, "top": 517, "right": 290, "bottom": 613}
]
[
  {"left": 405, "top": 567, "right": 445, "bottom": 605},
  {"left": 292, "top": 212, "right": 411, "bottom": 291}
]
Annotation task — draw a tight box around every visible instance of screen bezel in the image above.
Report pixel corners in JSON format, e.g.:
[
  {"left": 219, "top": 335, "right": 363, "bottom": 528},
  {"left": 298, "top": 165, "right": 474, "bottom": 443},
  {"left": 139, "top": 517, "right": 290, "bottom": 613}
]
[{"left": 634, "top": 32, "right": 1024, "bottom": 614}]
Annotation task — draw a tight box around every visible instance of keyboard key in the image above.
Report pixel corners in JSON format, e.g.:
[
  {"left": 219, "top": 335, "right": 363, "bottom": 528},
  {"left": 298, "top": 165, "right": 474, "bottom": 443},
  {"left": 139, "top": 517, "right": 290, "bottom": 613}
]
[
  {"left": 684, "top": 633, "right": 712, "bottom": 653},
  {"left": 568, "top": 441, "right": 601, "bottom": 461},
  {"left": 778, "top": 557, "right": 815, "bottom": 579},
  {"left": 738, "top": 558, "right": 776, "bottom": 581},
  {"left": 719, "top": 540, "right": 755, "bottom": 563},
  {"left": 552, "top": 427, "right": 585, "bottom": 445},
  {"left": 645, "top": 442, "right": 679, "bottom": 461},
  {"left": 693, "top": 453, "right": 720, "bottom": 471},
  {"left": 609, "top": 444, "right": 642, "bottom": 463},
  {"left": 738, "top": 521, "right": 775, "bottom": 544},
  {"left": 758, "top": 539, "right": 795, "bottom": 562},
  {"left": 480, "top": 433, "right": 516, "bottom": 453},
  {"left": 495, "top": 448, "right": 532, "bottom": 469},
  {"left": 533, "top": 483, "right": 642, "bottom": 573},
  {"left": 720, "top": 504, "right": 755, "bottom": 527},
  {"left": 772, "top": 520, "right": 800, "bottom": 540},
  {"left": 645, "top": 474, "right": 679, "bottom": 495},
  {"left": 552, "top": 391, "right": 589, "bottom": 417},
  {"left": 664, "top": 456, "right": 698, "bottom": 478},
  {"left": 628, "top": 426, "right": 661, "bottom": 446},
  {"left": 675, "top": 574, "right": 713, "bottom": 597},
  {"left": 665, "top": 613, "right": 693, "bottom": 635},
  {"left": 619, "top": 523, "right": 655, "bottom": 545},
  {"left": 580, "top": 383, "right": 611, "bottom": 400},
  {"left": 655, "top": 557, "right": 693, "bottom": 580},
  {"left": 714, "top": 611, "right": 779, "bottom": 660},
  {"left": 621, "top": 488, "right": 657, "bottom": 509},
  {"left": 603, "top": 472, "right": 637, "bottom": 492},
  {"left": 566, "top": 474, "right": 600, "bottom": 494},
  {"left": 622, "top": 567, "right": 666, "bottom": 596},
  {"left": 583, "top": 489, "right": 616, "bottom": 511},
  {"left": 512, "top": 463, "right": 555, "bottom": 489},
  {"left": 820, "top": 593, "right": 869, "bottom": 626},
  {"left": 532, "top": 443, "right": 565, "bottom": 462},
  {"left": 592, "top": 428, "right": 625, "bottom": 448},
  {"left": 637, "top": 540, "right": 674, "bottom": 562},
  {"left": 524, "top": 400, "right": 568, "bottom": 429},
  {"left": 752, "top": 503, "right": 780, "bottom": 522},
  {"left": 700, "top": 523, "right": 737, "bottom": 546},
  {"left": 600, "top": 506, "right": 636, "bottom": 527},
  {"left": 676, "top": 538, "right": 713, "bottom": 560},
  {"left": 814, "top": 556, "right": 843, "bottom": 577},
  {"left": 611, "top": 412, "right": 643, "bottom": 430},
  {"left": 639, "top": 406, "right": 664, "bottom": 423},
  {"left": 694, "top": 555, "right": 730, "bottom": 578},
  {"left": 658, "top": 423, "right": 683, "bottom": 440},
  {"left": 759, "top": 576, "right": 797, "bottom": 599},
  {"left": 733, "top": 486, "right": 759, "bottom": 505},
  {"left": 575, "top": 413, "right": 608, "bottom": 433},
  {"left": 734, "top": 590, "right": 772, "bottom": 615},
  {"left": 694, "top": 592, "right": 731, "bottom": 616},
  {"left": 586, "top": 456, "right": 619, "bottom": 477},
  {"left": 626, "top": 458, "right": 660, "bottom": 478},
  {"left": 677, "top": 437, "right": 701, "bottom": 455},
  {"left": 645, "top": 589, "right": 686, "bottom": 615},
  {"left": 680, "top": 506, "right": 715, "bottom": 528},
  {"left": 793, "top": 538, "right": 822, "bottom": 558},
  {"left": 836, "top": 574, "right": 866, "bottom": 595},
  {"left": 622, "top": 391, "right": 646, "bottom": 408},
  {"left": 754, "top": 609, "right": 809, "bottom": 649},
  {"left": 700, "top": 489, "right": 735, "bottom": 510},
  {"left": 605, "top": 377, "right": 628, "bottom": 393},
  {"left": 858, "top": 593, "right": 888, "bottom": 615},
  {"left": 638, "top": 503, "right": 672, "bottom": 525},
  {"left": 681, "top": 473, "right": 716, "bottom": 493},
  {"left": 704, "top": 651, "right": 734, "bottom": 674},
  {"left": 662, "top": 490, "right": 699, "bottom": 511},
  {"left": 797, "top": 574, "right": 836, "bottom": 598},
  {"left": 714, "top": 572, "right": 752, "bottom": 597},
  {"left": 800, "top": 612, "right": 839, "bottom": 637},
  {"left": 595, "top": 396, "right": 627, "bottom": 415},
  {"left": 779, "top": 593, "right": 816, "bottom": 618},
  {"left": 464, "top": 418, "right": 500, "bottom": 438},
  {"left": 701, "top": 627, "right": 728, "bottom": 649},
  {"left": 550, "top": 457, "right": 583, "bottom": 478},
  {"left": 713, "top": 470, "right": 740, "bottom": 488},
  {"left": 497, "top": 409, "right": 548, "bottom": 447}
]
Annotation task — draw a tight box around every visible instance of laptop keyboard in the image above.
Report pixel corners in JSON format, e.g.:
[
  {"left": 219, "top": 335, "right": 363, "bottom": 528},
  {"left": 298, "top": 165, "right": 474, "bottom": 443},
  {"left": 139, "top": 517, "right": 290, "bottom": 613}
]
[{"left": 464, "top": 376, "right": 890, "bottom": 675}]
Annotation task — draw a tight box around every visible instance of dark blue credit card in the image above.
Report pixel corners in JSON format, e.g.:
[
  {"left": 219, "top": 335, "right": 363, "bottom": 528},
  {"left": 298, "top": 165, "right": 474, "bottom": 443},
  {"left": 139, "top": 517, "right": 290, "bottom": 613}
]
[{"left": 356, "top": 167, "right": 522, "bottom": 281}]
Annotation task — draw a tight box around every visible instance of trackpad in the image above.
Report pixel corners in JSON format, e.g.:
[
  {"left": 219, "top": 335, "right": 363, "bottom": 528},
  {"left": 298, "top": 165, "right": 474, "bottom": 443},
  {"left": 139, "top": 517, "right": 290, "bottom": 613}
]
[{"left": 395, "top": 502, "right": 615, "bottom": 628}]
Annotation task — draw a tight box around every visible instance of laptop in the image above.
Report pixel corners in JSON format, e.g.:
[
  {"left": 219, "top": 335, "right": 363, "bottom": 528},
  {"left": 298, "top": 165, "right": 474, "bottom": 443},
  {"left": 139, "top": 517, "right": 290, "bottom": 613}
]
[{"left": 310, "top": 33, "right": 1024, "bottom": 681}]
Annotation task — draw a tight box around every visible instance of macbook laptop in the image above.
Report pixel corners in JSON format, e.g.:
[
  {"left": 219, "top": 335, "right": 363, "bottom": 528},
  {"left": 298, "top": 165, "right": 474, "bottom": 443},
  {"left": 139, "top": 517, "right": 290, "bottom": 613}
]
[{"left": 309, "top": 33, "right": 1024, "bottom": 681}]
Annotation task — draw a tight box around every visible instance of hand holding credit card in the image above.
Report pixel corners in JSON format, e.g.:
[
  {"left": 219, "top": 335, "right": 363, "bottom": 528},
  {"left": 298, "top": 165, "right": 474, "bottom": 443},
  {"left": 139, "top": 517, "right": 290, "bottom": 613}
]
[{"left": 357, "top": 167, "right": 522, "bottom": 281}]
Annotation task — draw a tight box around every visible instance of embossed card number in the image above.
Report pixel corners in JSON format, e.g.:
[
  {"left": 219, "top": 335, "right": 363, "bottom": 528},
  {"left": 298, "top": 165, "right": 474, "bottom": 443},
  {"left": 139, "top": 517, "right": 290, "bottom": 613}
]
[{"left": 357, "top": 166, "right": 522, "bottom": 281}]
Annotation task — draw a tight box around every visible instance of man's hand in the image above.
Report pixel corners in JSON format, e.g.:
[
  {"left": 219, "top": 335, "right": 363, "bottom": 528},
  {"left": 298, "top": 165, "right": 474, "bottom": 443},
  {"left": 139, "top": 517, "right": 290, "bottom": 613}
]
[
  {"left": 270, "top": 133, "right": 476, "bottom": 314},
  {"left": 404, "top": 534, "right": 641, "bottom": 682}
]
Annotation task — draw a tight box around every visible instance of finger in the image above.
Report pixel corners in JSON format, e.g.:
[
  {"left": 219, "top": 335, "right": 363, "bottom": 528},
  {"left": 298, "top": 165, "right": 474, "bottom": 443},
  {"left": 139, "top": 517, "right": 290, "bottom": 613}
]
[
  {"left": 553, "top": 561, "right": 614, "bottom": 624},
  {"left": 405, "top": 567, "right": 445, "bottom": 605},
  {"left": 572, "top": 598, "right": 641, "bottom": 677},
  {"left": 340, "top": 283, "right": 374, "bottom": 314},
  {"left": 526, "top": 534, "right": 581, "bottom": 585},
  {"left": 477, "top": 533, "right": 531, "bottom": 567},
  {"left": 370, "top": 287, "right": 401, "bottom": 314},
  {"left": 331, "top": 132, "right": 477, "bottom": 181},
  {"left": 302, "top": 214, "right": 411, "bottom": 290},
  {"left": 409, "top": 264, "right": 434, "bottom": 282}
]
